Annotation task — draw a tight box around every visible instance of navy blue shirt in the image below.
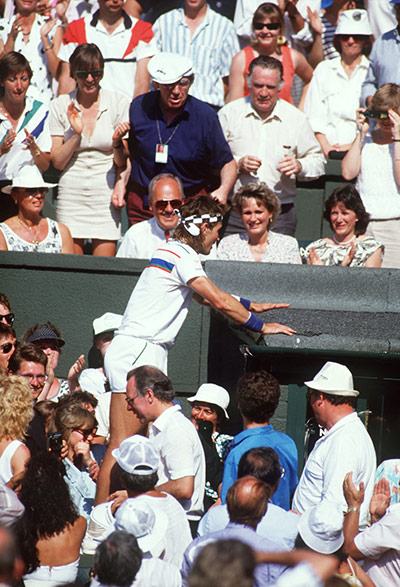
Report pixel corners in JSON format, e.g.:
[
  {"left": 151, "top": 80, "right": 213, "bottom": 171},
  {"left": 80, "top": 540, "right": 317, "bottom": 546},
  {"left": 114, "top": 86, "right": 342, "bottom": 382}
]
[{"left": 128, "top": 91, "right": 233, "bottom": 193}]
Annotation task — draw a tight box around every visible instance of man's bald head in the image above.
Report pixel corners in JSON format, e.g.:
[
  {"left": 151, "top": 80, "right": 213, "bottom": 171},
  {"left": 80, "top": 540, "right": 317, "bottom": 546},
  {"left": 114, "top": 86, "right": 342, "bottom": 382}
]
[{"left": 226, "top": 476, "right": 271, "bottom": 529}]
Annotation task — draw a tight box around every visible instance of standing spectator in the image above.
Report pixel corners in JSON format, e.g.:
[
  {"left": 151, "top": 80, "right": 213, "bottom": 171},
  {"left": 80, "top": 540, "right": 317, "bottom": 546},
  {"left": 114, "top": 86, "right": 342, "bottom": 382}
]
[
  {"left": 50, "top": 44, "right": 130, "bottom": 256},
  {"left": 219, "top": 55, "right": 325, "bottom": 236},
  {"left": 292, "top": 361, "right": 376, "bottom": 529},
  {"left": 57, "top": 0, "right": 157, "bottom": 100},
  {"left": 220, "top": 370, "right": 298, "bottom": 510},
  {"left": 123, "top": 53, "right": 236, "bottom": 224},
  {"left": 153, "top": 0, "right": 239, "bottom": 109}
]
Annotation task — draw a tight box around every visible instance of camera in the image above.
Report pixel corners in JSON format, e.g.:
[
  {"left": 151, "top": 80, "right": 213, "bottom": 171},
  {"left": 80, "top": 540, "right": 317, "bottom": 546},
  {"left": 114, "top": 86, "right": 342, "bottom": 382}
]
[
  {"left": 47, "top": 432, "right": 63, "bottom": 457},
  {"left": 364, "top": 110, "right": 389, "bottom": 120}
]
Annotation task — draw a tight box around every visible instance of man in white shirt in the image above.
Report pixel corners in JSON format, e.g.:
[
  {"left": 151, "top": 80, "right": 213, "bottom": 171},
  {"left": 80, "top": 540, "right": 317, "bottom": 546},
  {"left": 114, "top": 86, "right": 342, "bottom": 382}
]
[
  {"left": 117, "top": 173, "right": 183, "bottom": 259},
  {"left": 218, "top": 55, "right": 325, "bottom": 236},
  {"left": 292, "top": 361, "right": 376, "bottom": 529}
]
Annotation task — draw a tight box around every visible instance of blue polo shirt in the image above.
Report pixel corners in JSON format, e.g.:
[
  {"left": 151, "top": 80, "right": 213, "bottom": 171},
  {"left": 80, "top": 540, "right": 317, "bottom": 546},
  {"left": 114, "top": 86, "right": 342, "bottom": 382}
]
[
  {"left": 221, "top": 425, "right": 298, "bottom": 510},
  {"left": 128, "top": 91, "right": 233, "bottom": 193}
]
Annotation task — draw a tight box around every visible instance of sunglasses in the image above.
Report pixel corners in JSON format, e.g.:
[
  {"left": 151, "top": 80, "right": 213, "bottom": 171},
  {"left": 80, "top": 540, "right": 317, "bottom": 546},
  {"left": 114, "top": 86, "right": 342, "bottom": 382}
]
[
  {"left": 154, "top": 199, "right": 182, "bottom": 212},
  {"left": 253, "top": 21, "right": 280, "bottom": 31},
  {"left": 75, "top": 69, "right": 103, "bottom": 80},
  {"left": 73, "top": 427, "right": 96, "bottom": 440},
  {"left": 337, "top": 34, "right": 366, "bottom": 41},
  {"left": 15, "top": 188, "right": 47, "bottom": 198},
  {"left": 0, "top": 342, "right": 15, "bottom": 354},
  {"left": 0, "top": 312, "right": 14, "bottom": 325}
]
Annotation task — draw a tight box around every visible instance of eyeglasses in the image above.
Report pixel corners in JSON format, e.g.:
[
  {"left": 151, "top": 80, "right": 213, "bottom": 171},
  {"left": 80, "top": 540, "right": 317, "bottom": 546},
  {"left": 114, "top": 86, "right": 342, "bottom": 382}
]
[
  {"left": 73, "top": 428, "right": 96, "bottom": 440},
  {"left": 253, "top": 21, "right": 280, "bottom": 31},
  {"left": 75, "top": 69, "right": 104, "bottom": 80},
  {"left": 21, "top": 373, "right": 47, "bottom": 384},
  {"left": 337, "top": 34, "right": 366, "bottom": 41},
  {"left": 0, "top": 313, "right": 14, "bottom": 325},
  {"left": 164, "top": 77, "right": 191, "bottom": 89},
  {"left": 15, "top": 188, "right": 47, "bottom": 198},
  {"left": 154, "top": 199, "right": 182, "bottom": 212},
  {"left": 0, "top": 341, "right": 15, "bottom": 354},
  {"left": 125, "top": 394, "right": 139, "bottom": 408}
]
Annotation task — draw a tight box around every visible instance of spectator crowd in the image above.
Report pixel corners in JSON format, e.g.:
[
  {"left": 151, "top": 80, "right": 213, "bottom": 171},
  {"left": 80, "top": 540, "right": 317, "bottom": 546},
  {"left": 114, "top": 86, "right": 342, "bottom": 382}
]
[{"left": 1, "top": 0, "right": 400, "bottom": 585}]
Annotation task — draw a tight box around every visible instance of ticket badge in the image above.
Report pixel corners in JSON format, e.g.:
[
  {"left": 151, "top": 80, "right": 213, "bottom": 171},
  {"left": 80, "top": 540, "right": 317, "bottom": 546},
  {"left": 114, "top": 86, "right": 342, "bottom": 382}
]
[{"left": 155, "top": 143, "right": 168, "bottom": 163}]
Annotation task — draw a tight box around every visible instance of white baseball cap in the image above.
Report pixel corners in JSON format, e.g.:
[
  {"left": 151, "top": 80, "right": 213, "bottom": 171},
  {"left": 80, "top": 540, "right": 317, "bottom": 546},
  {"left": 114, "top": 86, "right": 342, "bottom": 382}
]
[
  {"left": 112, "top": 435, "right": 160, "bottom": 475},
  {"left": 93, "top": 312, "right": 123, "bottom": 337},
  {"left": 335, "top": 10, "right": 372, "bottom": 37},
  {"left": 305, "top": 362, "right": 359, "bottom": 397},
  {"left": 114, "top": 497, "right": 168, "bottom": 557},
  {"left": 148, "top": 53, "right": 193, "bottom": 85},
  {"left": 187, "top": 383, "right": 230, "bottom": 419}
]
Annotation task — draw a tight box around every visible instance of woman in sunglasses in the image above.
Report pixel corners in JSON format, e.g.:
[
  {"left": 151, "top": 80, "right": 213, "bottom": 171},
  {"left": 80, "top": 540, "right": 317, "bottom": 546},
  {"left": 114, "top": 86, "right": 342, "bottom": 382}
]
[
  {"left": 228, "top": 2, "right": 312, "bottom": 105},
  {"left": 304, "top": 10, "right": 372, "bottom": 159},
  {"left": 49, "top": 43, "right": 130, "bottom": 257},
  {"left": 0, "top": 323, "right": 16, "bottom": 373},
  {"left": 0, "top": 164, "right": 74, "bottom": 253},
  {"left": 55, "top": 404, "right": 98, "bottom": 520}
]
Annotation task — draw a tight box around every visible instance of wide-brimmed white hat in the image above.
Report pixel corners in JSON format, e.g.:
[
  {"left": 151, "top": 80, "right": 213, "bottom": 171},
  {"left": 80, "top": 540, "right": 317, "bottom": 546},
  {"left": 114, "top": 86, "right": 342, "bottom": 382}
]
[
  {"left": 187, "top": 383, "right": 230, "bottom": 419},
  {"left": 298, "top": 501, "right": 344, "bottom": 554},
  {"left": 148, "top": 53, "right": 193, "bottom": 85},
  {"left": 2, "top": 164, "right": 56, "bottom": 194},
  {"left": 93, "top": 312, "right": 123, "bottom": 337},
  {"left": 112, "top": 435, "right": 160, "bottom": 475},
  {"left": 114, "top": 497, "right": 168, "bottom": 557},
  {"left": 335, "top": 10, "right": 372, "bottom": 37},
  {"left": 305, "top": 361, "right": 359, "bottom": 397},
  {"left": 82, "top": 502, "right": 115, "bottom": 555}
]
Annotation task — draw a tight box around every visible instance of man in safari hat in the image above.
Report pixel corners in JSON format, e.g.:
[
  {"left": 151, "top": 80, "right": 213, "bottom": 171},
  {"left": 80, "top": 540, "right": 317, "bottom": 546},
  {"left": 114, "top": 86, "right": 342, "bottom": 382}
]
[{"left": 292, "top": 361, "right": 376, "bottom": 529}]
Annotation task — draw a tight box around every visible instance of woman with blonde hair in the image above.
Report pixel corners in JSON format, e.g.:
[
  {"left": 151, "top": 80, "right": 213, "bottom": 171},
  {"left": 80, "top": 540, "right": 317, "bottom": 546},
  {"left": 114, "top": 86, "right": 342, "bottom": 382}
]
[{"left": 0, "top": 375, "right": 32, "bottom": 485}]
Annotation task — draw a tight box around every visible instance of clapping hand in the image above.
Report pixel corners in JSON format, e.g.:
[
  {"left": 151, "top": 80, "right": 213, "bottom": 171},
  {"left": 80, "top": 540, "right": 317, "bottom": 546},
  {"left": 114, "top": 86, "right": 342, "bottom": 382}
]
[
  {"left": 370, "top": 478, "right": 391, "bottom": 523},
  {"left": 1, "top": 129, "right": 16, "bottom": 155},
  {"left": 67, "top": 102, "right": 83, "bottom": 135},
  {"left": 343, "top": 472, "right": 364, "bottom": 508}
]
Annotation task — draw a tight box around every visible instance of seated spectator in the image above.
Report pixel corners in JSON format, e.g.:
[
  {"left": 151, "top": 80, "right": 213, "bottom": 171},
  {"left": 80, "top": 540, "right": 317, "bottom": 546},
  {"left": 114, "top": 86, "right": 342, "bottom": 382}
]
[
  {"left": 187, "top": 539, "right": 255, "bottom": 587},
  {"left": 198, "top": 447, "right": 299, "bottom": 551},
  {"left": 220, "top": 370, "right": 298, "bottom": 510},
  {"left": 0, "top": 165, "right": 74, "bottom": 254},
  {"left": 0, "top": 376, "right": 32, "bottom": 485},
  {"left": 217, "top": 182, "right": 301, "bottom": 263},
  {"left": 304, "top": 9, "right": 372, "bottom": 159},
  {"left": 55, "top": 404, "right": 98, "bottom": 519},
  {"left": 227, "top": 2, "right": 313, "bottom": 106},
  {"left": 0, "top": 524, "right": 24, "bottom": 586},
  {"left": 303, "top": 184, "right": 383, "bottom": 267},
  {"left": 181, "top": 476, "right": 286, "bottom": 587},
  {"left": 343, "top": 470, "right": 400, "bottom": 586},
  {"left": 49, "top": 43, "right": 130, "bottom": 257},
  {"left": 342, "top": 83, "right": 400, "bottom": 268},
  {"left": 107, "top": 434, "right": 192, "bottom": 567},
  {"left": 0, "top": 52, "right": 51, "bottom": 222},
  {"left": 91, "top": 530, "right": 181, "bottom": 587},
  {"left": 0, "top": 323, "right": 16, "bottom": 372},
  {"left": 14, "top": 453, "right": 87, "bottom": 587},
  {"left": 296, "top": 499, "right": 373, "bottom": 586},
  {"left": 188, "top": 383, "right": 232, "bottom": 509},
  {"left": 0, "top": 293, "right": 14, "bottom": 327}
]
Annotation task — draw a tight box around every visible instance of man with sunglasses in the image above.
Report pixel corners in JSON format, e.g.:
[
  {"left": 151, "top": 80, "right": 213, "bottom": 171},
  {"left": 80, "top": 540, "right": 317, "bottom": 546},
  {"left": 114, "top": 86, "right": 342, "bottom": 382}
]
[
  {"left": 0, "top": 323, "right": 16, "bottom": 374},
  {"left": 0, "top": 293, "right": 14, "bottom": 328},
  {"left": 117, "top": 173, "right": 184, "bottom": 259}
]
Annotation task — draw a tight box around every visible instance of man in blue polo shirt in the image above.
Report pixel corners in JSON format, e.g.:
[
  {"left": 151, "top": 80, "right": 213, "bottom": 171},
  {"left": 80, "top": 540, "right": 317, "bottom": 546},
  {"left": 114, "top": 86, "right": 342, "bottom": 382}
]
[
  {"left": 124, "top": 53, "right": 237, "bottom": 224},
  {"left": 221, "top": 370, "right": 298, "bottom": 510}
]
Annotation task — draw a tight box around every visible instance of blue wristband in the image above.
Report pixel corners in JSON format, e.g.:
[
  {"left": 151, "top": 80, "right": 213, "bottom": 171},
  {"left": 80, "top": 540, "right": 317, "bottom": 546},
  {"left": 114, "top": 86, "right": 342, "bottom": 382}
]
[
  {"left": 239, "top": 297, "right": 251, "bottom": 310},
  {"left": 244, "top": 312, "right": 263, "bottom": 332}
]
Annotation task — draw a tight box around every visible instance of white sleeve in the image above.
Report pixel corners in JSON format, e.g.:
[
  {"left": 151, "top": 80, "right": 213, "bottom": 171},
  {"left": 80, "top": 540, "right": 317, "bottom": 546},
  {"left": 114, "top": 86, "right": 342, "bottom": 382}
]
[{"left": 355, "top": 505, "right": 400, "bottom": 559}]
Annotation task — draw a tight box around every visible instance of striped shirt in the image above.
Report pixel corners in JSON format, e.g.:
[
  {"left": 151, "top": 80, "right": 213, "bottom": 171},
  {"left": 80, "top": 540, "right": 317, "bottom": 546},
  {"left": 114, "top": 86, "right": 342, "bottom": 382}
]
[
  {"left": 321, "top": 12, "right": 340, "bottom": 61},
  {"left": 153, "top": 7, "right": 240, "bottom": 107}
]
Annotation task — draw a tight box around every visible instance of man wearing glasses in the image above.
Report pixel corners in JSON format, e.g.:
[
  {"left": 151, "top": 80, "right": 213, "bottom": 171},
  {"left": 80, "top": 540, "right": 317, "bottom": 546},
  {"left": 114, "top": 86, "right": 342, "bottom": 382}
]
[
  {"left": 0, "top": 324, "right": 16, "bottom": 374},
  {"left": 9, "top": 343, "right": 48, "bottom": 456}
]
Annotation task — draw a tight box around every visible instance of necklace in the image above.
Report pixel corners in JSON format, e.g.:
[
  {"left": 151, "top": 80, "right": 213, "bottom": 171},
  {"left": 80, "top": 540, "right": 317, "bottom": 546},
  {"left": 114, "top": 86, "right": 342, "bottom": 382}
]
[
  {"left": 332, "top": 234, "right": 356, "bottom": 246},
  {"left": 17, "top": 216, "right": 41, "bottom": 249}
]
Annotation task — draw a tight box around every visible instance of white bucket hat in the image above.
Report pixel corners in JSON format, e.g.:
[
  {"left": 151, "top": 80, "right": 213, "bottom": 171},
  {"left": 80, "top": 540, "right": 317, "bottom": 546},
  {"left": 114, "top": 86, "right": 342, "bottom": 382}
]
[
  {"left": 114, "top": 497, "right": 168, "bottom": 557},
  {"left": 82, "top": 502, "right": 115, "bottom": 555},
  {"left": 298, "top": 501, "right": 344, "bottom": 554},
  {"left": 2, "top": 164, "right": 56, "bottom": 194},
  {"left": 305, "top": 361, "right": 359, "bottom": 397},
  {"left": 335, "top": 10, "right": 372, "bottom": 37},
  {"left": 112, "top": 435, "right": 160, "bottom": 475},
  {"left": 187, "top": 383, "right": 230, "bottom": 419},
  {"left": 93, "top": 312, "right": 123, "bottom": 337},
  {"left": 148, "top": 53, "right": 193, "bottom": 85}
]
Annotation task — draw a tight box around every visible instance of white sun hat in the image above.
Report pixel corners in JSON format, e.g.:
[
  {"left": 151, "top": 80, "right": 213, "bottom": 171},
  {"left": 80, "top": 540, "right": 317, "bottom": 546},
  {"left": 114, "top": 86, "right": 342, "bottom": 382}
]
[
  {"left": 187, "top": 383, "right": 230, "bottom": 419},
  {"left": 335, "top": 10, "right": 372, "bottom": 37},
  {"left": 148, "top": 53, "right": 193, "bottom": 85},
  {"left": 304, "top": 361, "right": 359, "bottom": 397},
  {"left": 2, "top": 164, "right": 56, "bottom": 194},
  {"left": 298, "top": 500, "right": 344, "bottom": 554},
  {"left": 93, "top": 312, "right": 123, "bottom": 337}
]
